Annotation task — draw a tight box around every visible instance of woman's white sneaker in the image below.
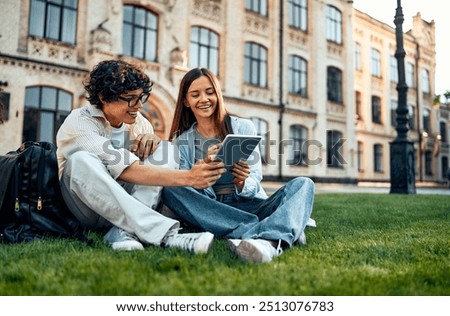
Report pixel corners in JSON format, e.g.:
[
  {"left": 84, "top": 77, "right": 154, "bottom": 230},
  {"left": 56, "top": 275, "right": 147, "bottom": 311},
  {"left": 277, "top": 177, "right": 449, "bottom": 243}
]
[{"left": 233, "top": 239, "right": 283, "bottom": 263}]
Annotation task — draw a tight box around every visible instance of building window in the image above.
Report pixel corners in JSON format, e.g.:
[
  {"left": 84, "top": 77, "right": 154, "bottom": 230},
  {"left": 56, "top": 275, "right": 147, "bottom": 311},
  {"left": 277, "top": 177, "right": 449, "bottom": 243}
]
[
  {"left": 357, "top": 141, "right": 363, "bottom": 172},
  {"left": 326, "top": 5, "right": 342, "bottom": 44},
  {"left": 422, "top": 69, "right": 430, "bottom": 94},
  {"left": 425, "top": 150, "right": 432, "bottom": 175},
  {"left": 288, "top": 0, "right": 307, "bottom": 31},
  {"left": 423, "top": 108, "right": 431, "bottom": 133},
  {"left": 122, "top": 5, "right": 158, "bottom": 61},
  {"left": 408, "top": 104, "right": 416, "bottom": 130},
  {"left": 244, "top": 42, "right": 267, "bottom": 87},
  {"left": 189, "top": 27, "right": 219, "bottom": 75},
  {"left": 355, "top": 42, "right": 361, "bottom": 70},
  {"left": 372, "top": 96, "right": 382, "bottom": 124},
  {"left": 28, "top": 0, "right": 78, "bottom": 44},
  {"left": 245, "top": 0, "right": 267, "bottom": 16},
  {"left": 390, "top": 56, "right": 398, "bottom": 83},
  {"left": 442, "top": 156, "right": 449, "bottom": 179},
  {"left": 23, "top": 86, "right": 72, "bottom": 144},
  {"left": 0, "top": 92, "right": 10, "bottom": 122},
  {"left": 371, "top": 48, "right": 381, "bottom": 77},
  {"left": 374, "top": 144, "right": 383, "bottom": 172},
  {"left": 390, "top": 99, "right": 397, "bottom": 127},
  {"left": 288, "top": 125, "right": 308, "bottom": 166},
  {"left": 355, "top": 91, "right": 362, "bottom": 120},
  {"left": 327, "top": 66, "right": 342, "bottom": 104},
  {"left": 440, "top": 122, "right": 447, "bottom": 143},
  {"left": 327, "top": 130, "right": 344, "bottom": 168},
  {"left": 406, "top": 62, "right": 415, "bottom": 88},
  {"left": 288, "top": 55, "right": 307, "bottom": 97},
  {"left": 250, "top": 117, "right": 268, "bottom": 163}
]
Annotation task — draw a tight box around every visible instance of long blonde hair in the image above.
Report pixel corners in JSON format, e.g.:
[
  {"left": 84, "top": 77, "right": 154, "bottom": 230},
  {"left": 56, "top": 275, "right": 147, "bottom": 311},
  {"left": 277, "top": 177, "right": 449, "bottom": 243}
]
[{"left": 169, "top": 68, "right": 233, "bottom": 141}]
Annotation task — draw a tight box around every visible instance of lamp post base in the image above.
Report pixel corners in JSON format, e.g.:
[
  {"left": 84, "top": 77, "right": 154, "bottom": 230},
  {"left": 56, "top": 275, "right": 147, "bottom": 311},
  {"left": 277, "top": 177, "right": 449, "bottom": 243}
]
[{"left": 390, "top": 140, "right": 416, "bottom": 194}]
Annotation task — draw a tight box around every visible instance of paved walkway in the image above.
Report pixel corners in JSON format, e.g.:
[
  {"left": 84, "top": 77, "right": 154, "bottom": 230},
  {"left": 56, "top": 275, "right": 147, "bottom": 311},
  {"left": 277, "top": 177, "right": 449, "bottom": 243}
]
[{"left": 262, "top": 181, "right": 450, "bottom": 195}]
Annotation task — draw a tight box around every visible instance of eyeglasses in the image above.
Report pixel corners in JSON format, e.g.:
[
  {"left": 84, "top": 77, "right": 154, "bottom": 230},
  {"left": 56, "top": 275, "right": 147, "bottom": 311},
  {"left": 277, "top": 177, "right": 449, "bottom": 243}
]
[{"left": 117, "top": 93, "right": 150, "bottom": 107}]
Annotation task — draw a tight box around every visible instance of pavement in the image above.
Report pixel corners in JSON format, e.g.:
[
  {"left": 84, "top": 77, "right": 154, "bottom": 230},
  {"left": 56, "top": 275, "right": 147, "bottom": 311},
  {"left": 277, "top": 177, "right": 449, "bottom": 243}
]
[{"left": 262, "top": 181, "right": 450, "bottom": 196}]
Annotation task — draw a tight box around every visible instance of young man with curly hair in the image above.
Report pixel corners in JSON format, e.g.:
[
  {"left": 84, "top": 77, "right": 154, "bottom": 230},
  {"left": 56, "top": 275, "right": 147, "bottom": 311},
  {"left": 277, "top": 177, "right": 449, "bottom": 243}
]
[{"left": 57, "top": 60, "right": 226, "bottom": 253}]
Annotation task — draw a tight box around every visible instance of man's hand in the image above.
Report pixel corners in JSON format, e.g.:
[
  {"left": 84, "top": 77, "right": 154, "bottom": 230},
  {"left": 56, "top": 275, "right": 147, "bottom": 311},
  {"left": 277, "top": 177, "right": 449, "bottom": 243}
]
[
  {"left": 189, "top": 159, "right": 226, "bottom": 189},
  {"left": 131, "top": 133, "right": 161, "bottom": 160},
  {"left": 231, "top": 160, "right": 250, "bottom": 190}
]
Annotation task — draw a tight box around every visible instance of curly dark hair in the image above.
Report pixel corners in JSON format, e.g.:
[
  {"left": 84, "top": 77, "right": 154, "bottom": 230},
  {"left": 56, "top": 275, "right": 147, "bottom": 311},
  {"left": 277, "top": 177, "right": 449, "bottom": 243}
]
[{"left": 84, "top": 60, "right": 153, "bottom": 108}]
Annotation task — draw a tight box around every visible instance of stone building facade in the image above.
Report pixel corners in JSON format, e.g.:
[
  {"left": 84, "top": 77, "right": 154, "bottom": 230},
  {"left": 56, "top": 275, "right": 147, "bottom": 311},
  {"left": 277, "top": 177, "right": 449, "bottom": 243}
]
[{"left": 0, "top": 0, "right": 446, "bottom": 184}]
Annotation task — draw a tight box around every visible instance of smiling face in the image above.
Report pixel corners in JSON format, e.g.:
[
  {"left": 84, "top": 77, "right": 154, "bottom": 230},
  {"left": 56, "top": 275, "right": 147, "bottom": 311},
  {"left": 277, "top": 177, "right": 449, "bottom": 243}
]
[
  {"left": 102, "top": 88, "right": 144, "bottom": 128},
  {"left": 184, "top": 75, "right": 218, "bottom": 121}
]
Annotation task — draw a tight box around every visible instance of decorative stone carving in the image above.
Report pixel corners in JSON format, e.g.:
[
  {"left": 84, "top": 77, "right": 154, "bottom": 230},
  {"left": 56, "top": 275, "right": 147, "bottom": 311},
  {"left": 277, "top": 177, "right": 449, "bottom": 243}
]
[
  {"left": 192, "top": 0, "right": 222, "bottom": 23},
  {"left": 170, "top": 47, "right": 187, "bottom": 67},
  {"left": 245, "top": 14, "right": 269, "bottom": 37},
  {"left": 89, "top": 25, "right": 113, "bottom": 52}
]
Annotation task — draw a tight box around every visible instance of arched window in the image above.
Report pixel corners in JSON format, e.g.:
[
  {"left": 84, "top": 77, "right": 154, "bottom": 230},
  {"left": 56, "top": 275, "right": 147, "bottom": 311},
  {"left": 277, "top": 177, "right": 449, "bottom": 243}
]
[
  {"left": 245, "top": 0, "right": 267, "bottom": 16},
  {"left": 327, "top": 66, "right": 342, "bottom": 104},
  {"left": 244, "top": 42, "right": 267, "bottom": 87},
  {"left": 288, "top": 55, "right": 307, "bottom": 97},
  {"left": 372, "top": 96, "right": 382, "bottom": 124},
  {"left": 249, "top": 117, "right": 268, "bottom": 163},
  {"left": 23, "top": 86, "right": 72, "bottom": 144},
  {"left": 326, "top": 5, "right": 342, "bottom": 44},
  {"left": 189, "top": 27, "right": 219, "bottom": 75},
  {"left": 288, "top": 0, "right": 307, "bottom": 31},
  {"left": 327, "top": 130, "right": 344, "bottom": 168},
  {"left": 288, "top": 125, "right": 308, "bottom": 166},
  {"left": 29, "top": 0, "right": 78, "bottom": 44},
  {"left": 122, "top": 5, "right": 158, "bottom": 61}
]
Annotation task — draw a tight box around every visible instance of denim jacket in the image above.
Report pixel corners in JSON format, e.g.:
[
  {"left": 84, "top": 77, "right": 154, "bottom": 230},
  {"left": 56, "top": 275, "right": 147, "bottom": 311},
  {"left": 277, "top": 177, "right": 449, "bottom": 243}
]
[{"left": 174, "top": 116, "right": 268, "bottom": 200}]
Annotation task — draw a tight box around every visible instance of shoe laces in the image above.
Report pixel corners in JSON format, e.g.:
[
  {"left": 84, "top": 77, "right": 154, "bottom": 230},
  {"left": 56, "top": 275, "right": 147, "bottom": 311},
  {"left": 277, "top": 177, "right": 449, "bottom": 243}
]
[{"left": 164, "top": 233, "right": 199, "bottom": 252}]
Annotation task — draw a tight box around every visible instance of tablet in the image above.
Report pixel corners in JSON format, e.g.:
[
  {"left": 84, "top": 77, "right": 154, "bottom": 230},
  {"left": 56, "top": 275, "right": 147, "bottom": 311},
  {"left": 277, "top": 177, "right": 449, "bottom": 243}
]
[{"left": 214, "top": 134, "right": 262, "bottom": 168}]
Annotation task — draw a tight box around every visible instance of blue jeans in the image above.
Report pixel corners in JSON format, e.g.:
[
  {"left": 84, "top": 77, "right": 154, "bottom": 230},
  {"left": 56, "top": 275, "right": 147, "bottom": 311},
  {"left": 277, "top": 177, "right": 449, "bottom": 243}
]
[{"left": 162, "top": 177, "right": 314, "bottom": 247}]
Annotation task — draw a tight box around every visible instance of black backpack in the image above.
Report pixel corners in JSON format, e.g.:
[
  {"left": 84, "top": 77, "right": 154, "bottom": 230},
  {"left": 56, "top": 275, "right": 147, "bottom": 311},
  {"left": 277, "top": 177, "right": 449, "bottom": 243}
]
[{"left": 0, "top": 141, "right": 89, "bottom": 243}]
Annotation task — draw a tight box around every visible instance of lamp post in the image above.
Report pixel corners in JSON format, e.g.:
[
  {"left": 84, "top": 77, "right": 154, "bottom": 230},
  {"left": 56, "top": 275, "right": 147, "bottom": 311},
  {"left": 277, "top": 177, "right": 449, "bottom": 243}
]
[{"left": 390, "top": 0, "right": 416, "bottom": 194}]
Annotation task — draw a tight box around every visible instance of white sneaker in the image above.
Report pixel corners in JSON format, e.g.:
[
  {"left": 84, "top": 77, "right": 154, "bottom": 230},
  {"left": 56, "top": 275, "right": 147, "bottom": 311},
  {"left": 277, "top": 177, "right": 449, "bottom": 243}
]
[
  {"left": 232, "top": 239, "right": 283, "bottom": 263},
  {"left": 227, "top": 239, "right": 242, "bottom": 253},
  {"left": 295, "top": 231, "right": 307, "bottom": 246},
  {"left": 162, "top": 231, "right": 214, "bottom": 254},
  {"left": 103, "top": 226, "right": 144, "bottom": 251}
]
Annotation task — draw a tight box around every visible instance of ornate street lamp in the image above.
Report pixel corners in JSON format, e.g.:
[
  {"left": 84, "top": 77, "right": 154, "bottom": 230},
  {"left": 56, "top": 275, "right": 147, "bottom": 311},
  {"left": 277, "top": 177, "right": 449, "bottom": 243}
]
[{"left": 390, "top": 0, "right": 416, "bottom": 194}]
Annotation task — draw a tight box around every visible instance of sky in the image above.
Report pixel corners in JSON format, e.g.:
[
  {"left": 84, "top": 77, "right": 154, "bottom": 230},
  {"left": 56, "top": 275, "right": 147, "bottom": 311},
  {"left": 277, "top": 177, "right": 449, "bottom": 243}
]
[{"left": 353, "top": 0, "right": 448, "bottom": 96}]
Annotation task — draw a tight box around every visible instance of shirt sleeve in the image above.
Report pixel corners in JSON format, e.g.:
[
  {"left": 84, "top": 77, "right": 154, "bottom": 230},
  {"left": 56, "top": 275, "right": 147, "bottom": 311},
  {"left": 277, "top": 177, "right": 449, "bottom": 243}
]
[{"left": 57, "top": 109, "right": 140, "bottom": 180}]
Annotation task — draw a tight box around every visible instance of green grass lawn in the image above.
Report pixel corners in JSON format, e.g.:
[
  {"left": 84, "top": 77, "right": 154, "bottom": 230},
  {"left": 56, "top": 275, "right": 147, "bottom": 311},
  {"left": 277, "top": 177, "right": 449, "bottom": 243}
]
[{"left": 1, "top": 193, "right": 448, "bottom": 296}]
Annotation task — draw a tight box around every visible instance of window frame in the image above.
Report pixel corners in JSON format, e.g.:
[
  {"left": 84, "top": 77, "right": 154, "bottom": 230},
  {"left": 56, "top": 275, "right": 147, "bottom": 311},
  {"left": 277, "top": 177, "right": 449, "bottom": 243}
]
[
  {"left": 327, "top": 130, "right": 344, "bottom": 168},
  {"left": 189, "top": 26, "right": 220, "bottom": 75},
  {"left": 288, "top": 0, "right": 307, "bottom": 31},
  {"left": 371, "top": 95, "right": 382, "bottom": 124},
  {"left": 374, "top": 144, "right": 383, "bottom": 172},
  {"left": 245, "top": 0, "right": 268, "bottom": 16},
  {"left": 249, "top": 117, "right": 269, "bottom": 164},
  {"left": 244, "top": 42, "right": 268, "bottom": 88},
  {"left": 327, "top": 66, "right": 343, "bottom": 104},
  {"left": 28, "top": 0, "right": 79, "bottom": 45},
  {"left": 288, "top": 55, "right": 307, "bottom": 97},
  {"left": 326, "top": 5, "right": 342, "bottom": 44},
  {"left": 288, "top": 125, "right": 308, "bottom": 166},
  {"left": 122, "top": 5, "right": 158, "bottom": 61},
  {"left": 23, "top": 86, "right": 73, "bottom": 144}
]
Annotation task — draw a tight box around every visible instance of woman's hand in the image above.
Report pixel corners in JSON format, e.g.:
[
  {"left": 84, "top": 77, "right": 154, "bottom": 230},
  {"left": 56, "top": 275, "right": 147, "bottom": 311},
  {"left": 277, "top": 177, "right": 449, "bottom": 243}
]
[
  {"left": 206, "top": 143, "right": 220, "bottom": 161},
  {"left": 131, "top": 133, "right": 161, "bottom": 159},
  {"left": 231, "top": 160, "right": 250, "bottom": 190}
]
